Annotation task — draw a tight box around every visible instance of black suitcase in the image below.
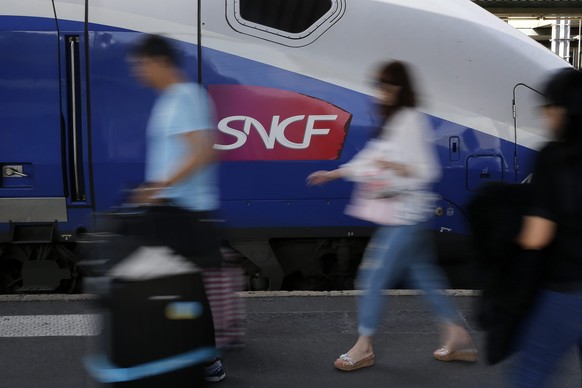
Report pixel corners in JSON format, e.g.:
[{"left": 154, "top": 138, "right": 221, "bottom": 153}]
[
  {"left": 87, "top": 272, "right": 215, "bottom": 387},
  {"left": 83, "top": 208, "right": 219, "bottom": 386}
]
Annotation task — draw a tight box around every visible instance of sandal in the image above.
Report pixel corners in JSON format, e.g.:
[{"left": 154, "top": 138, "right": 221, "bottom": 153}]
[
  {"left": 433, "top": 346, "right": 478, "bottom": 362},
  {"left": 334, "top": 353, "right": 375, "bottom": 371}
]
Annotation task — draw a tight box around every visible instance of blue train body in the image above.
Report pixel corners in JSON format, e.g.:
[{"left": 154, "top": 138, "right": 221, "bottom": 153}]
[{"left": 0, "top": 0, "right": 568, "bottom": 291}]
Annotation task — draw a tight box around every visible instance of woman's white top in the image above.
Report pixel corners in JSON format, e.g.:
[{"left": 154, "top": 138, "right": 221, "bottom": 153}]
[{"left": 342, "top": 108, "right": 441, "bottom": 225}]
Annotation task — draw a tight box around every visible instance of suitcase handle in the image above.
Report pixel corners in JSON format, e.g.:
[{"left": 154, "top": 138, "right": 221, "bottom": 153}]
[{"left": 84, "top": 347, "right": 218, "bottom": 383}]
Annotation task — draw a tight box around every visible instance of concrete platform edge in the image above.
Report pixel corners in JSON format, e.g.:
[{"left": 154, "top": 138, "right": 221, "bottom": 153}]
[{"left": 0, "top": 289, "right": 481, "bottom": 302}]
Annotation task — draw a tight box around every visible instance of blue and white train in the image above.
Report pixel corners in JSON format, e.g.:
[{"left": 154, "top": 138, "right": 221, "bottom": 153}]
[{"left": 0, "top": 0, "right": 570, "bottom": 292}]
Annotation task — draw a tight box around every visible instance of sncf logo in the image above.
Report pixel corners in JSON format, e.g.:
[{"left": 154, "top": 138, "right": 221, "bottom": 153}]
[{"left": 208, "top": 85, "right": 352, "bottom": 161}]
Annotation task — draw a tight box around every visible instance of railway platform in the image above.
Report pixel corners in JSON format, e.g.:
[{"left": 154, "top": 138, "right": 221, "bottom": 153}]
[{"left": 0, "top": 292, "right": 579, "bottom": 388}]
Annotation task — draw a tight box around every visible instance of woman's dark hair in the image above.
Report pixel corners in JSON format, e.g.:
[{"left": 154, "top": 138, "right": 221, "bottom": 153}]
[
  {"left": 372, "top": 60, "right": 417, "bottom": 137},
  {"left": 130, "top": 34, "right": 181, "bottom": 67},
  {"left": 542, "top": 68, "right": 582, "bottom": 163}
]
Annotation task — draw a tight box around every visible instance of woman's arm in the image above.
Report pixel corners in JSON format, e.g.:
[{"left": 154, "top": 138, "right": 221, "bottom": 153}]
[
  {"left": 306, "top": 168, "right": 346, "bottom": 186},
  {"left": 375, "top": 160, "right": 411, "bottom": 177}
]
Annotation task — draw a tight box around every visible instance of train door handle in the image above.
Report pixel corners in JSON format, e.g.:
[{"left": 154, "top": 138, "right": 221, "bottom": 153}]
[
  {"left": 3, "top": 166, "right": 28, "bottom": 177},
  {"left": 449, "top": 136, "right": 460, "bottom": 162}
]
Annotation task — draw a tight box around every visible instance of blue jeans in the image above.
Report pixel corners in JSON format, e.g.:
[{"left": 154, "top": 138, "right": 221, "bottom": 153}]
[
  {"left": 513, "top": 289, "right": 582, "bottom": 387},
  {"left": 356, "top": 223, "right": 461, "bottom": 337}
]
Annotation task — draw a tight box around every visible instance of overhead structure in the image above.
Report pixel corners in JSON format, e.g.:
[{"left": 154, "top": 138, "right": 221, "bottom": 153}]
[
  {"left": 473, "top": 0, "right": 582, "bottom": 18},
  {"left": 474, "top": 0, "right": 582, "bottom": 68}
]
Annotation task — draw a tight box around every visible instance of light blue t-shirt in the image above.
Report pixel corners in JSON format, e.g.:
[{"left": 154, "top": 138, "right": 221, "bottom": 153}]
[{"left": 145, "top": 82, "right": 219, "bottom": 211}]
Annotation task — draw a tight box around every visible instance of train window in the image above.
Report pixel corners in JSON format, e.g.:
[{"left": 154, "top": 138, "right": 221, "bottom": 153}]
[
  {"left": 226, "top": 0, "right": 345, "bottom": 47},
  {"left": 239, "top": 0, "right": 332, "bottom": 34}
]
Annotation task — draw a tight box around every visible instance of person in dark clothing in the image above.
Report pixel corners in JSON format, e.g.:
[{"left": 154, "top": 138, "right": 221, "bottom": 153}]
[{"left": 512, "top": 68, "right": 582, "bottom": 387}]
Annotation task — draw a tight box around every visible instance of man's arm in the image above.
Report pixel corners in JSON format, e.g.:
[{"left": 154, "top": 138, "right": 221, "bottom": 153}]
[
  {"left": 517, "top": 216, "right": 556, "bottom": 250},
  {"left": 131, "top": 129, "right": 215, "bottom": 204},
  {"left": 162, "top": 129, "right": 216, "bottom": 187}
]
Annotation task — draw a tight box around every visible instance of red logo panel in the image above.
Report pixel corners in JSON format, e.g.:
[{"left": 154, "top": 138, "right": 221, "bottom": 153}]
[{"left": 208, "top": 85, "right": 352, "bottom": 161}]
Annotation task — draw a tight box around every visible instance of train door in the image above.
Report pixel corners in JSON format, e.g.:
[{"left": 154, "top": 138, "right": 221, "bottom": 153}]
[
  {"left": 513, "top": 83, "right": 545, "bottom": 183},
  {"left": 52, "top": 2, "right": 95, "bottom": 233},
  {"left": 0, "top": 5, "right": 66, "bottom": 238}
]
